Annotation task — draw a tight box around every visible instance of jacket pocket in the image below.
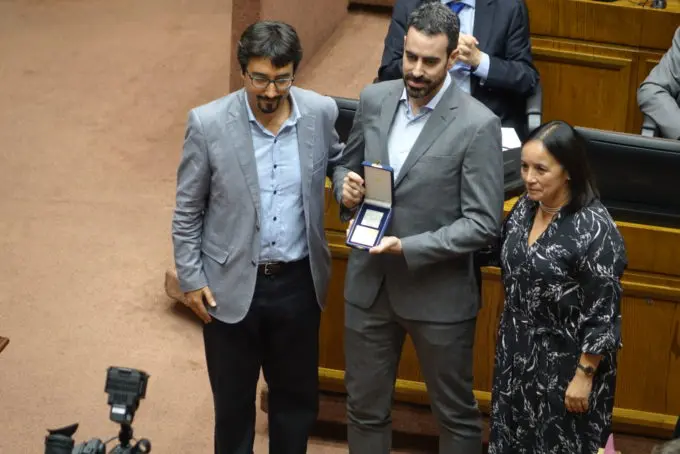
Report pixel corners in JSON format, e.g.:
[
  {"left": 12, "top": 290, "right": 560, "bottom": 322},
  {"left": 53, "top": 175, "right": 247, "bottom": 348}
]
[{"left": 201, "top": 241, "right": 229, "bottom": 265}]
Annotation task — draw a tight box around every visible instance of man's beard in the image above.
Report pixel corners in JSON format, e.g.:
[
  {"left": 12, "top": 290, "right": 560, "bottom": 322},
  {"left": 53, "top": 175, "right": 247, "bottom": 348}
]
[
  {"left": 403, "top": 72, "right": 444, "bottom": 100},
  {"left": 256, "top": 95, "right": 283, "bottom": 114}
]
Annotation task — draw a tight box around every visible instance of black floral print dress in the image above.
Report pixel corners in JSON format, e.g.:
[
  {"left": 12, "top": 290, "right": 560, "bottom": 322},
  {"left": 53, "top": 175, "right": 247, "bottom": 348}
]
[{"left": 488, "top": 195, "right": 627, "bottom": 454}]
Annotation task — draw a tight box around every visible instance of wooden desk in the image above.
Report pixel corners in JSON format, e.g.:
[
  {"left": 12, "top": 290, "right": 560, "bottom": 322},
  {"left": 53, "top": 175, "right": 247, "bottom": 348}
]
[
  {"left": 318, "top": 189, "right": 680, "bottom": 438},
  {"left": 526, "top": 0, "right": 680, "bottom": 134}
]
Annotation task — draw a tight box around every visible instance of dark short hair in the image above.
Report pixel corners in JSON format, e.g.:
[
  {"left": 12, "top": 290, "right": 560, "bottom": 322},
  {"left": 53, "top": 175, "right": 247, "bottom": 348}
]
[
  {"left": 525, "top": 120, "right": 599, "bottom": 213},
  {"left": 406, "top": 1, "right": 460, "bottom": 55},
  {"left": 237, "top": 21, "right": 303, "bottom": 73}
]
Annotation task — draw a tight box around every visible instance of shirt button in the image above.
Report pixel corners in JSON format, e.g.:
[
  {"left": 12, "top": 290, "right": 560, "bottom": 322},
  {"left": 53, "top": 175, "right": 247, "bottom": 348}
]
[
  {"left": 274, "top": 164, "right": 278, "bottom": 169},
  {"left": 273, "top": 190, "right": 277, "bottom": 195},
  {"left": 273, "top": 217, "right": 277, "bottom": 221},
  {"left": 271, "top": 241, "right": 276, "bottom": 245}
]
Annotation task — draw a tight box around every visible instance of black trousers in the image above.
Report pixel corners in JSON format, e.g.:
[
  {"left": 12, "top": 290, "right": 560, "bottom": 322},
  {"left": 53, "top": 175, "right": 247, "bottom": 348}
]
[{"left": 203, "top": 259, "right": 320, "bottom": 454}]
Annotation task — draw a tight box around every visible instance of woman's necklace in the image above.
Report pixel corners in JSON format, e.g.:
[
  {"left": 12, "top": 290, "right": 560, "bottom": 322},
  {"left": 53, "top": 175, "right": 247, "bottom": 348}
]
[{"left": 539, "top": 201, "right": 564, "bottom": 214}]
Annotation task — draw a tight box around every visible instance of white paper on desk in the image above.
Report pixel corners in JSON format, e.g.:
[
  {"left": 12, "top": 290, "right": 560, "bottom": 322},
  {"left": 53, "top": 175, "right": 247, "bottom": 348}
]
[
  {"left": 350, "top": 225, "right": 379, "bottom": 247},
  {"left": 502, "top": 127, "right": 522, "bottom": 150},
  {"left": 361, "top": 209, "right": 384, "bottom": 229}
]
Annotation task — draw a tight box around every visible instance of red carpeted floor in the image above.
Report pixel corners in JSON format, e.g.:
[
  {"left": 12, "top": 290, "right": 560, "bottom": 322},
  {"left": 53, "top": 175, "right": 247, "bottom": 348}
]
[{"left": 0, "top": 1, "right": 669, "bottom": 452}]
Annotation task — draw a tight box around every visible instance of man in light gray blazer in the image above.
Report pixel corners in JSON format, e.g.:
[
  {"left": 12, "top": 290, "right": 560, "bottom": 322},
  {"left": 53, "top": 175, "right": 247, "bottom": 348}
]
[
  {"left": 638, "top": 26, "right": 680, "bottom": 140},
  {"left": 332, "top": 3, "right": 503, "bottom": 454},
  {"left": 172, "top": 21, "right": 342, "bottom": 454}
]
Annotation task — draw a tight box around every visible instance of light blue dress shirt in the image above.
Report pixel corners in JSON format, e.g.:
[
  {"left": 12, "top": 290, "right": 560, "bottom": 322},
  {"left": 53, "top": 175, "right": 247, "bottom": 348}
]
[
  {"left": 244, "top": 92, "right": 308, "bottom": 263},
  {"left": 441, "top": 0, "right": 490, "bottom": 94},
  {"left": 387, "top": 73, "right": 452, "bottom": 178}
]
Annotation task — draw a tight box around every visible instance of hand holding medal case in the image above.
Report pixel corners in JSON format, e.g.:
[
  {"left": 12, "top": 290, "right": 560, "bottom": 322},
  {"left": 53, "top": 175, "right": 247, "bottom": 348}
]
[{"left": 346, "top": 161, "right": 394, "bottom": 250}]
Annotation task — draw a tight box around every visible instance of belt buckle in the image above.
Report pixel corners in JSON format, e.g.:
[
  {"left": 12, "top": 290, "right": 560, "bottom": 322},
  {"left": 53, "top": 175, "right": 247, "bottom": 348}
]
[{"left": 263, "top": 263, "right": 275, "bottom": 276}]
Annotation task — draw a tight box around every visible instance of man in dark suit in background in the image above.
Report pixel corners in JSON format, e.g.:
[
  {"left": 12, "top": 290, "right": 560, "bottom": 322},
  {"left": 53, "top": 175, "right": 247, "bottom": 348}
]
[{"left": 377, "top": 0, "right": 538, "bottom": 138}]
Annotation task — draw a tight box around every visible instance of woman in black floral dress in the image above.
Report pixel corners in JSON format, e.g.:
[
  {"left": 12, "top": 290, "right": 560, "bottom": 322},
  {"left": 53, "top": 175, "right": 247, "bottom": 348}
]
[{"left": 488, "top": 121, "right": 627, "bottom": 453}]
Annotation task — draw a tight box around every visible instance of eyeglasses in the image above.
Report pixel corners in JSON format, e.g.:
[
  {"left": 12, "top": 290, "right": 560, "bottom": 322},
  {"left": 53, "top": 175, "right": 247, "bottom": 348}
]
[{"left": 246, "top": 71, "right": 295, "bottom": 91}]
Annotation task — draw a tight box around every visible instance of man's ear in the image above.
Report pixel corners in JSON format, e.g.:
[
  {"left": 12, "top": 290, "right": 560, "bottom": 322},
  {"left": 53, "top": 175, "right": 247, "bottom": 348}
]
[{"left": 447, "top": 49, "right": 459, "bottom": 71}]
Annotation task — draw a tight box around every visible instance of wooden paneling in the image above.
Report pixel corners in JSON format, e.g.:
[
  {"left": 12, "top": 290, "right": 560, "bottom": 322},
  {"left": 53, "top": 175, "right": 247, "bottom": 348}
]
[
  {"left": 472, "top": 268, "right": 504, "bottom": 392},
  {"left": 526, "top": 0, "right": 645, "bottom": 48},
  {"left": 640, "top": 2, "right": 680, "bottom": 50},
  {"left": 615, "top": 295, "right": 679, "bottom": 413},
  {"left": 531, "top": 38, "right": 635, "bottom": 131},
  {"left": 667, "top": 307, "right": 680, "bottom": 415}
]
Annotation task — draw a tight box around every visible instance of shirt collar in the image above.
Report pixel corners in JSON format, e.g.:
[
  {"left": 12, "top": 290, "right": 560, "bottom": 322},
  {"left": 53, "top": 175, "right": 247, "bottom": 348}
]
[
  {"left": 244, "top": 89, "right": 301, "bottom": 127},
  {"left": 399, "top": 71, "right": 452, "bottom": 115},
  {"left": 441, "top": 0, "right": 476, "bottom": 8}
]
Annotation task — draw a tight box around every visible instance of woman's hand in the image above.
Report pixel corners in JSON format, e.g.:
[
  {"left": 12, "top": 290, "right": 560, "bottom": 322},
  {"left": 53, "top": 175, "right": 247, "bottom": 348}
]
[{"left": 564, "top": 370, "right": 593, "bottom": 413}]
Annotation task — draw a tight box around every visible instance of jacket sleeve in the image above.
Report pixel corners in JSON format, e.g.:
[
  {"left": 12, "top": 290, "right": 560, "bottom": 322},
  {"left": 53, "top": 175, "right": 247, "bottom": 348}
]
[
  {"left": 172, "top": 110, "right": 210, "bottom": 292},
  {"left": 638, "top": 27, "right": 680, "bottom": 140}
]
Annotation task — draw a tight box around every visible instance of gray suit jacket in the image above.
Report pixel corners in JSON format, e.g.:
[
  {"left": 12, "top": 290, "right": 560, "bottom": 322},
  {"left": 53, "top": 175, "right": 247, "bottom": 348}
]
[
  {"left": 173, "top": 87, "right": 343, "bottom": 323},
  {"left": 638, "top": 26, "right": 680, "bottom": 140},
  {"left": 332, "top": 80, "right": 503, "bottom": 323}
]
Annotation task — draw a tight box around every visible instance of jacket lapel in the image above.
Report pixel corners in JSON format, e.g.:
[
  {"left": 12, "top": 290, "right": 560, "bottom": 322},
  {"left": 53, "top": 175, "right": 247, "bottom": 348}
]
[
  {"left": 377, "top": 85, "right": 402, "bottom": 166},
  {"left": 296, "top": 109, "right": 316, "bottom": 222},
  {"left": 393, "top": 84, "right": 459, "bottom": 187},
  {"left": 226, "top": 90, "right": 261, "bottom": 223}
]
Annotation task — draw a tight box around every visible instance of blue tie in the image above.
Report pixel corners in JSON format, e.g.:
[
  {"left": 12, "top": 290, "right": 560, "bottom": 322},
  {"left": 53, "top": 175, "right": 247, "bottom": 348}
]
[{"left": 448, "top": 1, "right": 466, "bottom": 15}]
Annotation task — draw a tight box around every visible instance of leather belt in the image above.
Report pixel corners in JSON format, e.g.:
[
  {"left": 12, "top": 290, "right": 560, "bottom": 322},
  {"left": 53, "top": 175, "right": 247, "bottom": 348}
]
[{"left": 257, "top": 257, "right": 308, "bottom": 276}]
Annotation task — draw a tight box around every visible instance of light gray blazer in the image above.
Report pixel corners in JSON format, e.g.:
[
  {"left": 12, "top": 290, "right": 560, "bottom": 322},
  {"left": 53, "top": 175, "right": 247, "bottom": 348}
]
[
  {"left": 638, "top": 26, "right": 680, "bottom": 140},
  {"left": 332, "top": 80, "right": 504, "bottom": 323},
  {"left": 173, "top": 87, "right": 343, "bottom": 323}
]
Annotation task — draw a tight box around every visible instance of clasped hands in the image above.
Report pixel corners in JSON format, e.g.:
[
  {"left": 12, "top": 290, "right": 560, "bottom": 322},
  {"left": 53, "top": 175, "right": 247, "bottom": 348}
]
[
  {"left": 457, "top": 33, "right": 482, "bottom": 69},
  {"left": 342, "top": 171, "right": 402, "bottom": 255}
]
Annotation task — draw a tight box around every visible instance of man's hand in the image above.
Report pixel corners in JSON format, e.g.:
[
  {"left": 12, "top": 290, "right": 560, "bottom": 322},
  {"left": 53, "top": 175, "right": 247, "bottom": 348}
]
[
  {"left": 183, "top": 286, "right": 216, "bottom": 324},
  {"left": 369, "top": 236, "right": 403, "bottom": 255},
  {"left": 457, "top": 33, "right": 482, "bottom": 69},
  {"left": 342, "top": 171, "right": 365, "bottom": 209},
  {"left": 564, "top": 370, "right": 593, "bottom": 413}
]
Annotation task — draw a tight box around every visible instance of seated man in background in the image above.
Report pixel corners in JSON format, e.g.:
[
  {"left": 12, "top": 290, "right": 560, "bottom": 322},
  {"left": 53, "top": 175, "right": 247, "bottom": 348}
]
[
  {"left": 377, "top": 0, "right": 539, "bottom": 138},
  {"left": 638, "top": 26, "right": 680, "bottom": 140}
]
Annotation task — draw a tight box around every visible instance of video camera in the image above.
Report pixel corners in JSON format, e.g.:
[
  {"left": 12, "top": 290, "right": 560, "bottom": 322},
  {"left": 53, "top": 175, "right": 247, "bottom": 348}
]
[{"left": 44, "top": 366, "right": 151, "bottom": 454}]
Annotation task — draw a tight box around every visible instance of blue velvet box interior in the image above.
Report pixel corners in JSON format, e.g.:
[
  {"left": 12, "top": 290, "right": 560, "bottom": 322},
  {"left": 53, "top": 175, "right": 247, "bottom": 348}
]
[{"left": 346, "top": 162, "right": 394, "bottom": 250}]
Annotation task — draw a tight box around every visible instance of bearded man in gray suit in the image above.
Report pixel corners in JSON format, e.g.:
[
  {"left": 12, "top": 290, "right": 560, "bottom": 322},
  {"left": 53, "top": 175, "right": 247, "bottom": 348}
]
[
  {"left": 332, "top": 3, "right": 503, "bottom": 453},
  {"left": 172, "top": 21, "right": 343, "bottom": 454}
]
